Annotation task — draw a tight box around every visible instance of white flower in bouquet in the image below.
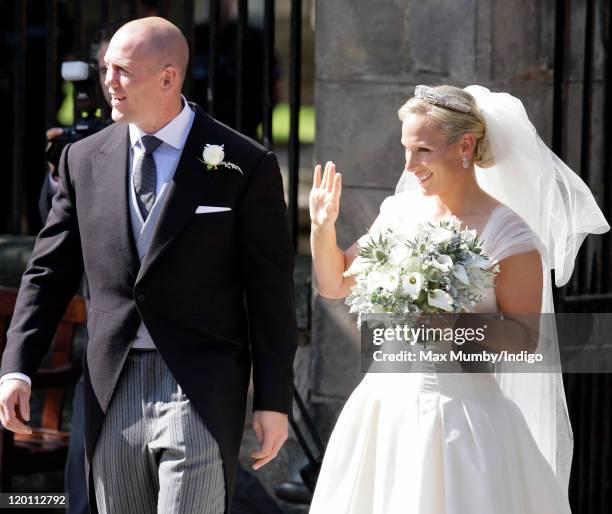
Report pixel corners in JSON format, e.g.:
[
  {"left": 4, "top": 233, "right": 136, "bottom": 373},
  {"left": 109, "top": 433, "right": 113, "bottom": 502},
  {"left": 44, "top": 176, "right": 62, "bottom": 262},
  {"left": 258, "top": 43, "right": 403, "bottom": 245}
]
[
  {"left": 433, "top": 254, "right": 453, "bottom": 272},
  {"left": 388, "top": 242, "right": 412, "bottom": 267},
  {"left": 427, "top": 289, "right": 454, "bottom": 312},
  {"left": 367, "top": 270, "right": 399, "bottom": 294},
  {"left": 429, "top": 226, "right": 454, "bottom": 243},
  {"left": 402, "top": 272, "right": 424, "bottom": 299}
]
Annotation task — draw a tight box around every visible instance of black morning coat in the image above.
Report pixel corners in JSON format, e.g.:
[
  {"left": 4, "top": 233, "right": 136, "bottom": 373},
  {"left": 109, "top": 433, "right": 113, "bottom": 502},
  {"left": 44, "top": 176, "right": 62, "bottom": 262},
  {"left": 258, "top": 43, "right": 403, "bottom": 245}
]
[{"left": 1, "top": 103, "right": 298, "bottom": 513}]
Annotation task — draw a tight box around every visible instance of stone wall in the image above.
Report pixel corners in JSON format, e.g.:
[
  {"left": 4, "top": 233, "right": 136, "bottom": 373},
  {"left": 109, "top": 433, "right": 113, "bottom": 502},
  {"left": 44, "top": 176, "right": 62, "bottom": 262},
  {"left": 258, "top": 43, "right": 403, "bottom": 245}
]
[{"left": 310, "top": 0, "right": 566, "bottom": 440}]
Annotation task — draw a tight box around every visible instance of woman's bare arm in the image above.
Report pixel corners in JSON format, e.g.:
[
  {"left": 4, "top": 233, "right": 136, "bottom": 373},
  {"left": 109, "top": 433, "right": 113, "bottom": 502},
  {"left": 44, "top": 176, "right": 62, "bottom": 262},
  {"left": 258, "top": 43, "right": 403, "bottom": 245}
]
[
  {"left": 459, "top": 250, "right": 543, "bottom": 353},
  {"left": 311, "top": 227, "right": 360, "bottom": 299},
  {"left": 310, "top": 162, "right": 372, "bottom": 299}
]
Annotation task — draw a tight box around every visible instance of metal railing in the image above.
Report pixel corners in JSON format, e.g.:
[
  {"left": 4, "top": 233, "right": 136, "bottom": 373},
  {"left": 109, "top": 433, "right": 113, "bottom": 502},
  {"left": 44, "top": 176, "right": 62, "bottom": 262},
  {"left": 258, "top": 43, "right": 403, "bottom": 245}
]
[{"left": 4, "top": 0, "right": 303, "bottom": 249}]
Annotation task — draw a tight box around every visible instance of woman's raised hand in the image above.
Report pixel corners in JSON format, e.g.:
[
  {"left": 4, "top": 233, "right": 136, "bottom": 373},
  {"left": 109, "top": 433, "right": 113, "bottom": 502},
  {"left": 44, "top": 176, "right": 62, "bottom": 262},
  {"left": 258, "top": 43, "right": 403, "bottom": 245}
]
[{"left": 310, "top": 161, "right": 342, "bottom": 230}]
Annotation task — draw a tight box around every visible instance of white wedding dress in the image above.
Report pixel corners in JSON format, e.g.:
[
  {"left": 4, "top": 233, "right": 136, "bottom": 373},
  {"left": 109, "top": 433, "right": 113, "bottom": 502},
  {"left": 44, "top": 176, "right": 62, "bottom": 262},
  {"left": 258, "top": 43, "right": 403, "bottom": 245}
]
[{"left": 309, "top": 192, "right": 572, "bottom": 514}]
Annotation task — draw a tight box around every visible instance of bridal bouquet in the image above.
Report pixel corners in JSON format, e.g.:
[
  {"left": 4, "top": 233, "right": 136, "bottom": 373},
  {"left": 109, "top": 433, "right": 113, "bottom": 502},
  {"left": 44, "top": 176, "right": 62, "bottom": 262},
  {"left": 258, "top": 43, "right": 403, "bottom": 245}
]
[{"left": 344, "top": 217, "right": 499, "bottom": 327}]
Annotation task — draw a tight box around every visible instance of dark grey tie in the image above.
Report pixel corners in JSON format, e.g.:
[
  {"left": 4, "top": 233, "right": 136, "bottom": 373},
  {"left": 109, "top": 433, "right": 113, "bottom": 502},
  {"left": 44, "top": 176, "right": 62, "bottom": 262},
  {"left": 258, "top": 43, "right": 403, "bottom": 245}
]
[{"left": 133, "top": 135, "right": 162, "bottom": 220}]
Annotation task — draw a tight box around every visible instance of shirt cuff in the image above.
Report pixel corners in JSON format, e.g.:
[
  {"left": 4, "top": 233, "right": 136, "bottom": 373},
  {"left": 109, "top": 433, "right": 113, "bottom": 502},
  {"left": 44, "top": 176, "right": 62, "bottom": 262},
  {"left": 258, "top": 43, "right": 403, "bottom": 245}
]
[{"left": 0, "top": 373, "right": 32, "bottom": 386}]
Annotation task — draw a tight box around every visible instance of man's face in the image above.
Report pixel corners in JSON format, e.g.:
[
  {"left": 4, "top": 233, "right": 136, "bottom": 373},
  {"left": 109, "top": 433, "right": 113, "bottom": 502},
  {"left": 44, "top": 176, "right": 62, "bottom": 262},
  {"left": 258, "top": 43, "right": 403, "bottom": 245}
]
[
  {"left": 96, "top": 42, "right": 111, "bottom": 106},
  {"left": 103, "top": 32, "right": 163, "bottom": 129}
]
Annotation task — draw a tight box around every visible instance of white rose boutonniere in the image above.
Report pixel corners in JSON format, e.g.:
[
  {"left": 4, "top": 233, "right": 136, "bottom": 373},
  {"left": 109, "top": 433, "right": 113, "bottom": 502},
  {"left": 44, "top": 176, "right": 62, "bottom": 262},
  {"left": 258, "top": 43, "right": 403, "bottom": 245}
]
[
  {"left": 199, "top": 144, "right": 243, "bottom": 174},
  {"left": 203, "top": 144, "right": 224, "bottom": 167}
]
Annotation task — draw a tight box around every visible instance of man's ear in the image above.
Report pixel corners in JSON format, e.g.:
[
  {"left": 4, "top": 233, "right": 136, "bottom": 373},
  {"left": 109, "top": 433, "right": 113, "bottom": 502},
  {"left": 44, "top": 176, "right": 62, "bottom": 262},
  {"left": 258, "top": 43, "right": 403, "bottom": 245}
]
[{"left": 161, "top": 65, "right": 177, "bottom": 91}]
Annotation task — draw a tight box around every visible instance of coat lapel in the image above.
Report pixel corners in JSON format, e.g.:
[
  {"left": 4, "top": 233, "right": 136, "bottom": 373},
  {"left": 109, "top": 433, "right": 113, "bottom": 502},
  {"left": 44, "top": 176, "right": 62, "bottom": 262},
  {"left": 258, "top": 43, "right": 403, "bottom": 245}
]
[
  {"left": 135, "top": 106, "right": 214, "bottom": 285},
  {"left": 95, "top": 124, "right": 140, "bottom": 282}
]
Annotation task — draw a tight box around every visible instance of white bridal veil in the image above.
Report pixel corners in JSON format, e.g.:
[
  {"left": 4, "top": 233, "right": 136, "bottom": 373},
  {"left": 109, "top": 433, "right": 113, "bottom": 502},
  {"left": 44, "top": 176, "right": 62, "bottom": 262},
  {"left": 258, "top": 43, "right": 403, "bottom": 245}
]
[{"left": 396, "top": 85, "right": 610, "bottom": 492}]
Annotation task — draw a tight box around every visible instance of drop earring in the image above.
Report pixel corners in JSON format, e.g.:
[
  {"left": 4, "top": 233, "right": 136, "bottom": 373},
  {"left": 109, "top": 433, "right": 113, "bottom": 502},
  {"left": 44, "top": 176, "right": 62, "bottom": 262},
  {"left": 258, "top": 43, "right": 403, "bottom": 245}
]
[{"left": 462, "top": 156, "right": 469, "bottom": 169}]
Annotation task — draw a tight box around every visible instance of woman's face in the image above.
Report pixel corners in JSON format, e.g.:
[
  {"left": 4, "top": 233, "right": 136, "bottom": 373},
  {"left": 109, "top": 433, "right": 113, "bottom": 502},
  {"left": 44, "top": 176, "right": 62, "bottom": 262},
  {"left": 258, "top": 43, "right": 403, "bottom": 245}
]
[
  {"left": 96, "top": 41, "right": 111, "bottom": 106},
  {"left": 401, "top": 113, "right": 467, "bottom": 197}
]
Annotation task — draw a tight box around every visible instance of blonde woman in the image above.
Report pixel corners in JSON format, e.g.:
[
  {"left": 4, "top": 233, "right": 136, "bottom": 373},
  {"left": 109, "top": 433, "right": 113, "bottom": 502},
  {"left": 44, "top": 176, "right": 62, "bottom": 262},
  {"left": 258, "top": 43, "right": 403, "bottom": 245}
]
[{"left": 309, "top": 85, "right": 609, "bottom": 513}]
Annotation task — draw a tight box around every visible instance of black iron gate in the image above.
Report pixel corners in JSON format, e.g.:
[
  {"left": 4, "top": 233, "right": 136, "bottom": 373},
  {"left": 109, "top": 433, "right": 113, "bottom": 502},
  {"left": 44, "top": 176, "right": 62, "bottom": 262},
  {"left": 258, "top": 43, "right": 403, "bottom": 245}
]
[
  {"left": 554, "top": 0, "right": 612, "bottom": 512},
  {"left": 2, "top": 0, "right": 303, "bottom": 250}
]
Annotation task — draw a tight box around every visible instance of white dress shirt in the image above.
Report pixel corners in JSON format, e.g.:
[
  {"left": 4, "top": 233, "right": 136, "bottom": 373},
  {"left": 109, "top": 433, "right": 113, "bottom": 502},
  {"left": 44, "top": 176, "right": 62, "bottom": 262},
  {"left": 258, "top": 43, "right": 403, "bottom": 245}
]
[
  {"left": 128, "top": 97, "right": 195, "bottom": 348},
  {"left": 0, "top": 96, "right": 195, "bottom": 384}
]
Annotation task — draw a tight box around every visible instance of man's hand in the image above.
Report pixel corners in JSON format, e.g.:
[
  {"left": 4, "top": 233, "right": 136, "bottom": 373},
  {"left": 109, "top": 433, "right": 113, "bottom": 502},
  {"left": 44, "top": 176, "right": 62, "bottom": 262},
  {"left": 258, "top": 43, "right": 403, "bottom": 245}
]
[
  {"left": 250, "top": 410, "right": 288, "bottom": 470},
  {"left": 0, "top": 379, "right": 32, "bottom": 435}
]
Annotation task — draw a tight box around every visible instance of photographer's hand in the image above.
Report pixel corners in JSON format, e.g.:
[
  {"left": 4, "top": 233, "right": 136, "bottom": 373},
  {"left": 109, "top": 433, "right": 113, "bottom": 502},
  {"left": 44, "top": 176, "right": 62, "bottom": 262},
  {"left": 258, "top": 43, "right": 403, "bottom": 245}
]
[{"left": 46, "top": 127, "right": 64, "bottom": 179}]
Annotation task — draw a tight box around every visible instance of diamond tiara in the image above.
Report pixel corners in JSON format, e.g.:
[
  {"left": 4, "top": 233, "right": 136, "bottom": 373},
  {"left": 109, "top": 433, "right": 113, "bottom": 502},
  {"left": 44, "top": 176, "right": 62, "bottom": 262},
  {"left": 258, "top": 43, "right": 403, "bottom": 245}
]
[{"left": 414, "top": 85, "right": 471, "bottom": 113}]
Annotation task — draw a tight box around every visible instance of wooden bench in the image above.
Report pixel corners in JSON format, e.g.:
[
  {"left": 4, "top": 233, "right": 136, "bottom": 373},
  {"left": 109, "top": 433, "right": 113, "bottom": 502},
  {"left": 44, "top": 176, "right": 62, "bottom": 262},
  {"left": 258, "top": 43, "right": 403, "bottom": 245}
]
[{"left": 0, "top": 287, "right": 85, "bottom": 491}]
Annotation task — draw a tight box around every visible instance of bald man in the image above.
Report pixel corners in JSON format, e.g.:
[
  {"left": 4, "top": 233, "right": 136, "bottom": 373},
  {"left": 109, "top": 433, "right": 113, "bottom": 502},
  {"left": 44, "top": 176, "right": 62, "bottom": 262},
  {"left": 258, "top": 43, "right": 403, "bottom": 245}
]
[{"left": 0, "top": 17, "right": 297, "bottom": 514}]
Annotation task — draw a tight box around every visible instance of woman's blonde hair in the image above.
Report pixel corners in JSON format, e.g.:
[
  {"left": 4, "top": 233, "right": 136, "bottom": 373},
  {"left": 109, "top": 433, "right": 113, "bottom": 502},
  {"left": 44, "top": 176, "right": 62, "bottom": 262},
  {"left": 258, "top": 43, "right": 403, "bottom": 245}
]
[{"left": 397, "top": 85, "right": 494, "bottom": 167}]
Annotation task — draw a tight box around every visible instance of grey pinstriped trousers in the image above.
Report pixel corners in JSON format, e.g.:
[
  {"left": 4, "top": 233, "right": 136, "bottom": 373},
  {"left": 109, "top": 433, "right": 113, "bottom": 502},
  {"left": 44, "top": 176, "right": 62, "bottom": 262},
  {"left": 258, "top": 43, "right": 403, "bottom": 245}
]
[{"left": 92, "top": 350, "right": 225, "bottom": 513}]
